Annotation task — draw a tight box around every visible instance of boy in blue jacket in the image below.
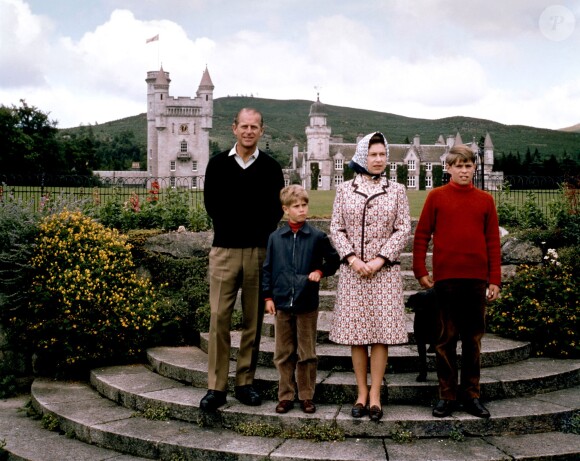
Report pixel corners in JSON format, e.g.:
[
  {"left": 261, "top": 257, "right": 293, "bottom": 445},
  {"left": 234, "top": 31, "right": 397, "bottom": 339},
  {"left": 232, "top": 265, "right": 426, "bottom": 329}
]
[{"left": 263, "top": 185, "right": 339, "bottom": 414}]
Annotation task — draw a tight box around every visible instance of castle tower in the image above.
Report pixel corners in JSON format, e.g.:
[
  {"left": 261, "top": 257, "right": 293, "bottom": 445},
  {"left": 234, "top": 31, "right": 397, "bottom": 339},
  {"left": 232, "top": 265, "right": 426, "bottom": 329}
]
[
  {"left": 145, "top": 66, "right": 214, "bottom": 189},
  {"left": 146, "top": 67, "right": 170, "bottom": 178},
  {"left": 305, "top": 95, "right": 332, "bottom": 190}
]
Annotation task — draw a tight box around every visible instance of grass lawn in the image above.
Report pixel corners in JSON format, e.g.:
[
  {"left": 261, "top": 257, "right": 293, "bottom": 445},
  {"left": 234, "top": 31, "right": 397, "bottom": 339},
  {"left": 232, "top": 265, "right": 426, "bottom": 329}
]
[{"left": 307, "top": 190, "right": 428, "bottom": 219}]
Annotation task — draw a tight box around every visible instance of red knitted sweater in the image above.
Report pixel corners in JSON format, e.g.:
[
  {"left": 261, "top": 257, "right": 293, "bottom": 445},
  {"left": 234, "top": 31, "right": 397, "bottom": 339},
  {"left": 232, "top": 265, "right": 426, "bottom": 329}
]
[{"left": 412, "top": 181, "right": 502, "bottom": 286}]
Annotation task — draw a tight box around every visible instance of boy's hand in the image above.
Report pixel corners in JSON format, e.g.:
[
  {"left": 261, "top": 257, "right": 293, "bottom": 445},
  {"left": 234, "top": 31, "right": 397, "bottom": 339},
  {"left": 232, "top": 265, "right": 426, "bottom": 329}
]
[
  {"left": 487, "top": 283, "right": 500, "bottom": 301},
  {"left": 265, "top": 300, "right": 276, "bottom": 315},
  {"left": 418, "top": 275, "right": 434, "bottom": 289},
  {"left": 308, "top": 271, "right": 321, "bottom": 282}
]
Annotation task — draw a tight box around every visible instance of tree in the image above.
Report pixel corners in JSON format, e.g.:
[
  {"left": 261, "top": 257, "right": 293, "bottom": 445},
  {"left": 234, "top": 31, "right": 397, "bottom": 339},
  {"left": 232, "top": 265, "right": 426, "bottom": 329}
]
[
  {"left": 0, "top": 100, "right": 63, "bottom": 175},
  {"left": 310, "top": 163, "right": 320, "bottom": 190}
]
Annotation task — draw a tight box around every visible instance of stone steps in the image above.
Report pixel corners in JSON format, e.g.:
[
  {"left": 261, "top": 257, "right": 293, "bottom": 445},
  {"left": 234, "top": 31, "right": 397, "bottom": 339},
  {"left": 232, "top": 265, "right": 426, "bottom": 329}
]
[
  {"left": 86, "top": 361, "right": 580, "bottom": 438},
  {"left": 259, "top": 312, "right": 531, "bottom": 372},
  {"left": 26, "top": 378, "right": 580, "bottom": 461},
  {"left": 202, "top": 331, "right": 533, "bottom": 374},
  {"left": 146, "top": 344, "right": 580, "bottom": 405}
]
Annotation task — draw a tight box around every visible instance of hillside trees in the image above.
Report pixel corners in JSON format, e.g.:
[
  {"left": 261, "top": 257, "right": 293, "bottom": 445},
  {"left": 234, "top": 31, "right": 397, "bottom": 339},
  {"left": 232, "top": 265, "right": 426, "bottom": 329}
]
[{"left": 0, "top": 101, "right": 146, "bottom": 176}]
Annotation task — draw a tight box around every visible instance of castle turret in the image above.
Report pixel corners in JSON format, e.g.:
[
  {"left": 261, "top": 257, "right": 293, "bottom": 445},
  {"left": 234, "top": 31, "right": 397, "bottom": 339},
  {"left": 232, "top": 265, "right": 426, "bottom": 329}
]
[{"left": 197, "top": 66, "right": 214, "bottom": 130}]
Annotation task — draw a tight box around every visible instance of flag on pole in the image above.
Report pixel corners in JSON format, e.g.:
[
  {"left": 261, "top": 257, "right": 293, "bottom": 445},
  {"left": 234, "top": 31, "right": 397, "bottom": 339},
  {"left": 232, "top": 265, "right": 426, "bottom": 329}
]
[{"left": 146, "top": 34, "right": 159, "bottom": 44}]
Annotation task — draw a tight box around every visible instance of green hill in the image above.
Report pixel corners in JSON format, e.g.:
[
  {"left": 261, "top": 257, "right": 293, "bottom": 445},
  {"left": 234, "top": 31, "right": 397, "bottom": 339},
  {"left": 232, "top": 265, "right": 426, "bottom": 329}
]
[{"left": 64, "top": 96, "right": 580, "bottom": 166}]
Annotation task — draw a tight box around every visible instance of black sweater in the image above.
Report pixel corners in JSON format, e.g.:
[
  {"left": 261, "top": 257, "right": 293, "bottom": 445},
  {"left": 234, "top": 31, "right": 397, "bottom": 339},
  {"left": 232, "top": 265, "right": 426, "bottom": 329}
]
[{"left": 204, "top": 150, "right": 284, "bottom": 248}]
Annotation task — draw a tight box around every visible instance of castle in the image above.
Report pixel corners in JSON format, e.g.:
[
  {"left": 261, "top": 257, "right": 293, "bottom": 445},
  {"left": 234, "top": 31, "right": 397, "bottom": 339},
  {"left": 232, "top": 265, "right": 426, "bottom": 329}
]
[
  {"left": 145, "top": 66, "right": 214, "bottom": 189},
  {"left": 288, "top": 97, "right": 503, "bottom": 191},
  {"left": 93, "top": 66, "right": 214, "bottom": 188}
]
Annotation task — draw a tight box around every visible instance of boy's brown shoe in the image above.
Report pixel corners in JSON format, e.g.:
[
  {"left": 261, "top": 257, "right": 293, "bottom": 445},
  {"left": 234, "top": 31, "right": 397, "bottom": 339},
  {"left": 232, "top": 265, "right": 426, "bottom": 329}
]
[
  {"left": 300, "top": 399, "right": 316, "bottom": 414},
  {"left": 275, "top": 400, "right": 294, "bottom": 413}
]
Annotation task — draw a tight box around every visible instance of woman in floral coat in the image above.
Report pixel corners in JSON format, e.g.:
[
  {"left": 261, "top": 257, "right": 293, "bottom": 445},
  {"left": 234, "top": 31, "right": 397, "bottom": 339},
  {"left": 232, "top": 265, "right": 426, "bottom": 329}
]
[{"left": 329, "top": 131, "right": 411, "bottom": 421}]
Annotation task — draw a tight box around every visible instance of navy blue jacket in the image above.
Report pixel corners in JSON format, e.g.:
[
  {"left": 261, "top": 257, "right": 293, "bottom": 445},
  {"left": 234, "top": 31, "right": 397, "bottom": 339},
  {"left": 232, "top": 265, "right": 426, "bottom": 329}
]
[{"left": 262, "top": 222, "right": 340, "bottom": 313}]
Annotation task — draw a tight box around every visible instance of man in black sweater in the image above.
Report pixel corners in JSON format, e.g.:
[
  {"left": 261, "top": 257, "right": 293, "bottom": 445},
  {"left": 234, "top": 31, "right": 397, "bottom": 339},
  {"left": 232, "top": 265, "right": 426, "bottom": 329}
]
[{"left": 200, "top": 108, "right": 285, "bottom": 411}]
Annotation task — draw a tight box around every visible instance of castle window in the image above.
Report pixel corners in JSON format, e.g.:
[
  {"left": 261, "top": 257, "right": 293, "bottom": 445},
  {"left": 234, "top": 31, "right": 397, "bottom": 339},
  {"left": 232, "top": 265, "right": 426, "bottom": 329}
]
[
  {"left": 426, "top": 176, "right": 432, "bottom": 188},
  {"left": 318, "top": 176, "right": 322, "bottom": 187},
  {"left": 170, "top": 177, "right": 176, "bottom": 188},
  {"left": 334, "top": 175, "right": 343, "bottom": 186},
  {"left": 407, "top": 160, "right": 416, "bottom": 171},
  {"left": 334, "top": 159, "right": 343, "bottom": 170},
  {"left": 390, "top": 175, "right": 396, "bottom": 182},
  {"left": 390, "top": 162, "right": 396, "bottom": 171},
  {"left": 181, "top": 141, "right": 188, "bottom": 152},
  {"left": 442, "top": 159, "right": 447, "bottom": 171},
  {"left": 192, "top": 160, "right": 198, "bottom": 172},
  {"left": 407, "top": 176, "right": 416, "bottom": 188},
  {"left": 191, "top": 177, "right": 198, "bottom": 189},
  {"left": 284, "top": 178, "right": 290, "bottom": 187},
  {"left": 170, "top": 161, "right": 176, "bottom": 171},
  {"left": 425, "top": 162, "right": 432, "bottom": 171}
]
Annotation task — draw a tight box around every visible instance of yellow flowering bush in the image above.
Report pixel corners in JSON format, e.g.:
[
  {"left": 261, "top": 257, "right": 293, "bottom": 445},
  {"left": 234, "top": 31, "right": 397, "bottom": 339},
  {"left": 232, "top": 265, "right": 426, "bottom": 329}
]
[
  {"left": 488, "top": 249, "right": 579, "bottom": 358},
  {"left": 13, "top": 210, "right": 161, "bottom": 375}
]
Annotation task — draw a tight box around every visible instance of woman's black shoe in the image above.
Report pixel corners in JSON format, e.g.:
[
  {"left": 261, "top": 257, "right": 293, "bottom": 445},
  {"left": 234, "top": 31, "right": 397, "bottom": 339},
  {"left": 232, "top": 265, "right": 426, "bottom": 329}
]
[
  {"left": 351, "top": 402, "right": 368, "bottom": 418},
  {"left": 369, "top": 405, "right": 383, "bottom": 421}
]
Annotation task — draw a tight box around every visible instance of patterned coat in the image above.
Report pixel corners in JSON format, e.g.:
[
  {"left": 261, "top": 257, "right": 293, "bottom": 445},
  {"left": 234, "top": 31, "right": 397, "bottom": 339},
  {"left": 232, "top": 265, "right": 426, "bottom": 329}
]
[{"left": 329, "top": 175, "right": 411, "bottom": 345}]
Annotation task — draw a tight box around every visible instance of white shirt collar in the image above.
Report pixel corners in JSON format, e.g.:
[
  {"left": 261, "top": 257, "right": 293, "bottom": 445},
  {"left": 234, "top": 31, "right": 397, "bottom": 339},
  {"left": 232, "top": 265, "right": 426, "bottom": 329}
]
[{"left": 229, "top": 144, "right": 259, "bottom": 169}]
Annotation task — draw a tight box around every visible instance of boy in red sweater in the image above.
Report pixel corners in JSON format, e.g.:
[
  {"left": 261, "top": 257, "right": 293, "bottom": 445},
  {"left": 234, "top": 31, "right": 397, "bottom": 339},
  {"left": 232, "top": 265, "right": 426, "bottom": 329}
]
[{"left": 413, "top": 145, "right": 501, "bottom": 418}]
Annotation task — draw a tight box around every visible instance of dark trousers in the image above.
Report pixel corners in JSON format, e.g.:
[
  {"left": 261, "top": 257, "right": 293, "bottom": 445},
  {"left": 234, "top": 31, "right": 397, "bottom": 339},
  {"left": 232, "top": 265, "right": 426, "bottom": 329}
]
[
  {"left": 274, "top": 309, "right": 319, "bottom": 401},
  {"left": 434, "top": 279, "right": 487, "bottom": 401}
]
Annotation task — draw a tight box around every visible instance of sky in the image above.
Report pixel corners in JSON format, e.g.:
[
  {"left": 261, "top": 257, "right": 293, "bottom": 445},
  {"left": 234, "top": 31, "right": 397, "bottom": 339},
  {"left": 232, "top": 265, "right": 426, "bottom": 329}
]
[{"left": 0, "top": 0, "right": 578, "bottom": 130}]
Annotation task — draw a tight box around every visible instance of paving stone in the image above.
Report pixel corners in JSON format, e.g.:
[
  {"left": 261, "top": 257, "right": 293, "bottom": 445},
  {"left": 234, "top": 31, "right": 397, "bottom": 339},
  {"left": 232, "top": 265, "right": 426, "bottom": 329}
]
[{"left": 484, "top": 431, "right": 580, "bottom": 460}]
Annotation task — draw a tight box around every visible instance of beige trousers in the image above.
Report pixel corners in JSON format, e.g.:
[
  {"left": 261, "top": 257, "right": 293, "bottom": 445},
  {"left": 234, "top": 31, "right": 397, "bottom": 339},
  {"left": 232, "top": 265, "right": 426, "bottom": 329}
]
[{"left": 207, "top": 247, "right": 266, "bottom": 391}]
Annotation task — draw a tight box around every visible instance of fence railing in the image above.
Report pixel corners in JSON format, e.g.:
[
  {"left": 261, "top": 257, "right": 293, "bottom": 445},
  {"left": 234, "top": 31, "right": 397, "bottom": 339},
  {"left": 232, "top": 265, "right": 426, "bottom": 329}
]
[
  {"left": 0, "top": 174, "right": 206, "bottom": 211},
  {"left": 1, "top": 173, "right": 577, "bottom": 217}
]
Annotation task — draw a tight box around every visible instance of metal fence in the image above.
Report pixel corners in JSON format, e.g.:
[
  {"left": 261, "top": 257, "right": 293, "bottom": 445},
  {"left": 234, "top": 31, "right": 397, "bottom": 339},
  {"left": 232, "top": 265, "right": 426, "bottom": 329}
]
[
  {"left": 0, "top": 174, "right": 206, "bottom": 211},
  {"left": 1, "top": 173, "right": 577, "bottom": 216}
]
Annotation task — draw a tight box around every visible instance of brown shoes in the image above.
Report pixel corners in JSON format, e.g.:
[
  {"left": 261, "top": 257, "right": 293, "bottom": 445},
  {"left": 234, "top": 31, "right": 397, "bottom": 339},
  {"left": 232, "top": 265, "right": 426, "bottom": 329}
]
[
  {"left": 275, "top": 400, "right": 294, "bottom": 414},
  {"left": 276, "top": 399, "right": 316, "bottom": 413},
  {"left": 300, "top": 399, "right": 316, "bottom": 414}
]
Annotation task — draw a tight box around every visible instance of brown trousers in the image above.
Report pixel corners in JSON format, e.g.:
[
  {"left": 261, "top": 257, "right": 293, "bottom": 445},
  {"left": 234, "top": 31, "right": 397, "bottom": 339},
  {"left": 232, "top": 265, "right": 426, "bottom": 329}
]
[
  {"left": 434, "top": 279, "right": 487, "bottom": 401},
  {"left": 274, "top": 309, "right": 319, "bottom": 401},
  {"left": 207, "top": 247, "right": 266, "bottom": 391}
]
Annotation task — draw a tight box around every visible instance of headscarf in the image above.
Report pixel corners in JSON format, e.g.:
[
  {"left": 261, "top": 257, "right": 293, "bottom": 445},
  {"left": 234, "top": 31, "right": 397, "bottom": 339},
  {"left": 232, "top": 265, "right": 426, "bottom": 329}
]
[{"left": 348, "top": 131, "right": 389, "bottom": 179}]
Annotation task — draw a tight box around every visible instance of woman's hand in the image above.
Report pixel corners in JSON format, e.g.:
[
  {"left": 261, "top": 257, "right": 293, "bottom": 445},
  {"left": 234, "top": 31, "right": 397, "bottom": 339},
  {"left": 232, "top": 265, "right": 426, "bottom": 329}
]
[
  {"left": 350, "top": 257, "right": 374, "bottom": 277},
  {"left": 367, "top": 257, "right": 385, "bottom": 274}
]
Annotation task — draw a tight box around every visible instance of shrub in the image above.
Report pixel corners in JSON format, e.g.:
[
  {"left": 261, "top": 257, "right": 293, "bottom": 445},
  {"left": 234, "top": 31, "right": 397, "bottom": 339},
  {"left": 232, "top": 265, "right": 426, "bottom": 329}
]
[
  {"left": 519, "top": 191, "right": 547, "bottom": 230},
  {"left": 488, "top": 249, "right": 579, "bottom": 358},
  {"left": 548, "top": 183, "right": 580, "bottom": 246},
  {"left": 10, "top": 210, "right": 161, "bottom": 375},
  {"left": 96, "top": 189, "right": 211, "bottom": 232}
]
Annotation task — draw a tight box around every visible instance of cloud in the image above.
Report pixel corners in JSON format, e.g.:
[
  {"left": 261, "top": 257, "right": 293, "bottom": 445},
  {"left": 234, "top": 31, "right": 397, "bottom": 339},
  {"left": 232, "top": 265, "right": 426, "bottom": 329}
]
[{"left": 0, "top": 0, "right": 52, "bottom": 87}]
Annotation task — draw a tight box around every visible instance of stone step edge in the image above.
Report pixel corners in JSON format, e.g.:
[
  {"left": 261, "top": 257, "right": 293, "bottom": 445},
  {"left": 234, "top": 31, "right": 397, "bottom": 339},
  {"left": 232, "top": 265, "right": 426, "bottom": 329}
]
[
  {"left": 30, "top": 378, "right": 580, "bottom": 461},
  {"left": 0, "top": 394, "right": 151, "bottom": 461},
  {"left": 201, "top": 330, "right": 532, "bottom": 372},
  {"left": 89, "top": 363, "right": 580, "bottom": 439},
  {"left": 146, "top": 346, "right": 580, "bottom": 404}
]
